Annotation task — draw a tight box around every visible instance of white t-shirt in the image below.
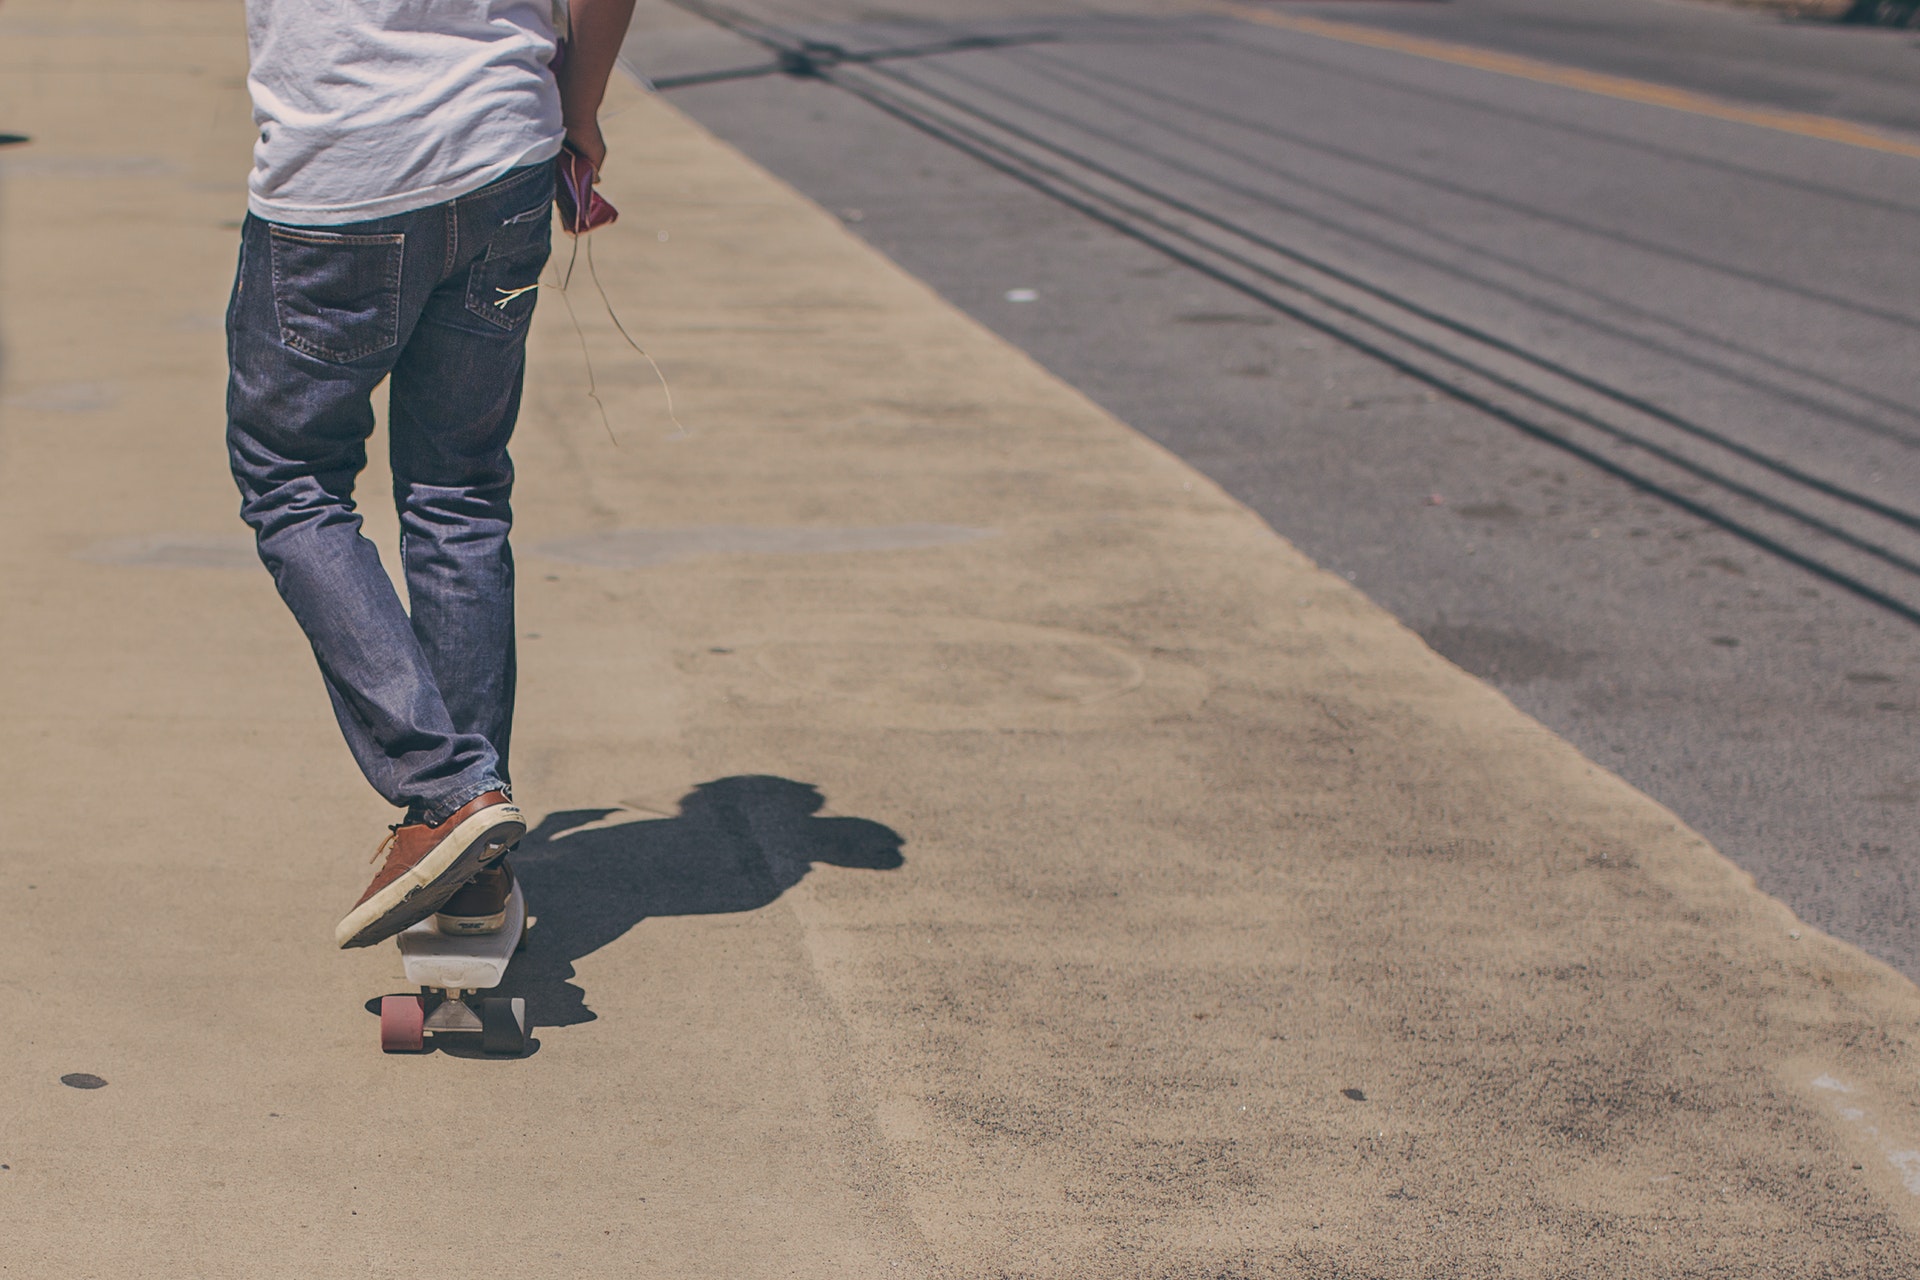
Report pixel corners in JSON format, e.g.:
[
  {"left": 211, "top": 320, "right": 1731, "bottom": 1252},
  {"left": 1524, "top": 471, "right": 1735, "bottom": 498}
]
[{"left": 244, "top": 0, "right": 566, "bottom": 225}]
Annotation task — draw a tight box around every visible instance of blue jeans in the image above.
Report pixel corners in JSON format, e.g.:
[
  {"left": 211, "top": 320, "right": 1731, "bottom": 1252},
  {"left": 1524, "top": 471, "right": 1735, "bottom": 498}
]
[{"left": 226, "top": 162, "right": 555, "bottom": 825}]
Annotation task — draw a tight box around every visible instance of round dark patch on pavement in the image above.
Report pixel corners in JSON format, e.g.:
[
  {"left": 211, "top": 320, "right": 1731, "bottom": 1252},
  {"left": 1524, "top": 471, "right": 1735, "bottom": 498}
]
[{"left": 1417, "top": 622, "right": 1593, "bottom": 684}]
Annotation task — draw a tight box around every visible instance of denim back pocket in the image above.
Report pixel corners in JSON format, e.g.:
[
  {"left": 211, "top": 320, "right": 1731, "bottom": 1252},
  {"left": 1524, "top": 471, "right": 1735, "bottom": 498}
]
[
  {"left": 464, "top": 199, "right": 553, "bottom": 333},
  {"left": 268, "top": 226, "right": 404, "bottom": 364}
]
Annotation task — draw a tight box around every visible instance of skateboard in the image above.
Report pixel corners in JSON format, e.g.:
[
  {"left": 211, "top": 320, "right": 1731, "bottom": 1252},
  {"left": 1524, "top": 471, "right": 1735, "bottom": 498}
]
[{"left": 377, "top": 880, "right": 529, "bottom": 1054}]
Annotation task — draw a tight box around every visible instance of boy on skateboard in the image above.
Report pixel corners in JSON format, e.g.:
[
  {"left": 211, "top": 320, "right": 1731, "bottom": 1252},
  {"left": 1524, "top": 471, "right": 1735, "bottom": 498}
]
[{"left": 226, "top": 0, "right": 636, "bottom": 948}]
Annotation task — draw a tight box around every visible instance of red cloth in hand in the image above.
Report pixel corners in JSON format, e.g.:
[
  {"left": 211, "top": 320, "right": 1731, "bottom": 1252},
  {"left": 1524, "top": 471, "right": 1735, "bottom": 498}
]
[{"left": 555, "top": 144, "right": 618, "bottom": 236}]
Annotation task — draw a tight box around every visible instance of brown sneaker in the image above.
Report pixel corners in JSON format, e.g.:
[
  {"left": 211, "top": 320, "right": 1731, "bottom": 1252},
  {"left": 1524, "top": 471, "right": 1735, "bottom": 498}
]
[
  {"left": 435, "top": 857, "right": 515, "bottom": 936},
  {"left": 334, "top": 791, "right": 525, "bottom": 949}
]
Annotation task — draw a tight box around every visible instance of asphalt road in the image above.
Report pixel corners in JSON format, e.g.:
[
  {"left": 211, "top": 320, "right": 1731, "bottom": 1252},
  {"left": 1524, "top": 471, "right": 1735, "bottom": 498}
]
[{"left": 620, "top": 0, "right": 1920, "bottom": 980}]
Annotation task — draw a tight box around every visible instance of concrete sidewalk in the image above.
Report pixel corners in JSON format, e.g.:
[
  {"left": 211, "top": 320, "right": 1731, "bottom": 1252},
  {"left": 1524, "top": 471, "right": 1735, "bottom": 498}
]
[{"left": 3, "top": 2, "right": 1920, "bottom": 1275}]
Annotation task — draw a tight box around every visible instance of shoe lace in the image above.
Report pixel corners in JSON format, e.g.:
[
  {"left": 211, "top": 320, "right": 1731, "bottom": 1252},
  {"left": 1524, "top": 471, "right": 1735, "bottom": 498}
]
[{"left": 370, "top": 824, "right": 401, "bottom": 864}]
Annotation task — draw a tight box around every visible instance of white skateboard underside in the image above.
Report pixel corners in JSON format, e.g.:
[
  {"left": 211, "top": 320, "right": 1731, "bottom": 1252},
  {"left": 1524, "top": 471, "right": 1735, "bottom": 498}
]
[{"left": 396, "top": 881, "right": 524, "bottom": 991}]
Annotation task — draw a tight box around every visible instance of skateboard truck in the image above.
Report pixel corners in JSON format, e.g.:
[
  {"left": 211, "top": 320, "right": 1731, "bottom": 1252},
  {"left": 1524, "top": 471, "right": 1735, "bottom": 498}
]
[{"left": 378, "top": 880, "right": 529, "bottom": 1055}]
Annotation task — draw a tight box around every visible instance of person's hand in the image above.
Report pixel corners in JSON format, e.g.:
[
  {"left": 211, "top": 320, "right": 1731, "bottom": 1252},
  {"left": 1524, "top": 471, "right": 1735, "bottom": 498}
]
[{"left": 564, "top": 119, "right": 607, "bottom": 174}]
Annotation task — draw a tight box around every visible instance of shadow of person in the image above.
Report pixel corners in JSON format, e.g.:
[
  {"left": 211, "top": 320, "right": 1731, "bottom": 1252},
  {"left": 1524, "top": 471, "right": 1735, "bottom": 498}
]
[{"left": 496, "top": 775, "right": 904, "bottom": 1028}]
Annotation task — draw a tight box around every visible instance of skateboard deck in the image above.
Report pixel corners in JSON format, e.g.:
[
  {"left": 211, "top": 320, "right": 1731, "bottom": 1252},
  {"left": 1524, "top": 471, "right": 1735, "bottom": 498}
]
[{"left": 397, "top": 880, "right": 525, "bottom": 990}]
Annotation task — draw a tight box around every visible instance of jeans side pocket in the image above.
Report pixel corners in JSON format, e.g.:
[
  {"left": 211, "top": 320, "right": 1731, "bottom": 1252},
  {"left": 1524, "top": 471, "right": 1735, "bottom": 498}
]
[
  {"left": 268, "top": 226, "right": 405, "bottom": 364},
  {"left": 464, "top": 200, "right": 553, "bottom": 333}
]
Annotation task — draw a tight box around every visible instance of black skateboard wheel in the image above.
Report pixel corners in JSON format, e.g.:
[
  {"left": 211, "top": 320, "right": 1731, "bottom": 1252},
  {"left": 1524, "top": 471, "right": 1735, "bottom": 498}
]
[{"left": 480, "top": 996, "right": 527, "bottom": 1055}]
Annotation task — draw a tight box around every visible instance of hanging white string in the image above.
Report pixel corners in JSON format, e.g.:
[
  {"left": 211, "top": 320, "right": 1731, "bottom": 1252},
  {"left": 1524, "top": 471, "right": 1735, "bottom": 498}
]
[
  {"left": 586, "top": 233, "right": 689, "bottom": 441},
  {"left": 510, "top": 218, "right": 690, "bottom": 445}
]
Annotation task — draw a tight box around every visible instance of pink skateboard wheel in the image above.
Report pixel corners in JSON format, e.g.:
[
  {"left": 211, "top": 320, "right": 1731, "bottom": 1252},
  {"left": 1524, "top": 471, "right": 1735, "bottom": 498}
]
[{"left": 379, "top": 994, "right": 425, "bottom": 1053}]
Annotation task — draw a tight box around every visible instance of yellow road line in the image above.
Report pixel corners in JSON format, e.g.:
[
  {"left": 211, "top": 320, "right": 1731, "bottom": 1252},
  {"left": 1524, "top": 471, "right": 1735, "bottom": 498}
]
[{"left": 1210, "top": 3, "right": 1920, "bottom": 161}]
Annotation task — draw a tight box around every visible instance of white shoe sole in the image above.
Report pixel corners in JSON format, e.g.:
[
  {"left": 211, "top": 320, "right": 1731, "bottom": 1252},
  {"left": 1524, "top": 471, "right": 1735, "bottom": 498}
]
[
  {"left": 335, "top": 803, "right": 525, "bottom": 949},
  {"left": 435, "top": 907, "right": 509, "bottom": 935}
]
